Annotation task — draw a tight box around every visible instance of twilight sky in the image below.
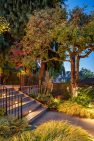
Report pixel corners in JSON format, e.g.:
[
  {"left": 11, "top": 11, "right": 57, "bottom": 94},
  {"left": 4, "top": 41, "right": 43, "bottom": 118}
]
[{"left": 64, "top": 0, "right": 94, "bottom": 72}]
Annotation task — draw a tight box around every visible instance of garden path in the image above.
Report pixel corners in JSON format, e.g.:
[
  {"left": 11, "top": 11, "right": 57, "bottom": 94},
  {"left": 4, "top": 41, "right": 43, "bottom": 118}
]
[{"left": 30, "top": 110, "right": 94, "bottom": 137}]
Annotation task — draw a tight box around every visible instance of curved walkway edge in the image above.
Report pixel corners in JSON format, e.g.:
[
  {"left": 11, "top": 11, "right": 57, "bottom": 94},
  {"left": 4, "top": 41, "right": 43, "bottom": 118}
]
[{"left": 30, "top": 110, "right": 94, "bottom": 137}]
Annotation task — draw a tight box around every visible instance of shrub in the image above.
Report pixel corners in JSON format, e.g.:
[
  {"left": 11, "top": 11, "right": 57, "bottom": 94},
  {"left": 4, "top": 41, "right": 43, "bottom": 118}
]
[
  {"left": 0, "top": 108, "right": 5, "bottom": 117},
  {"left": 73, "top": 86, "right": 94, "bottom": 107},
  {"left": 30, "top": 92, "right": 62, "bottom": 110},
  {"left": 12, "top": 132, "right": 31, "bottom": 141},
  {"left": 37, "top": 93, "right": 62, "bottom": 110},
  {"left": 0, "top": 117, "right": 11, "bottom": 138},
  {"left": 58, "top": 101, "right": 94, "bottom": 118},
  {"left": 32, "top": 121, "right": 93, "bottom": 141},
  {"left": 29, "top": 92, "right": 37, "bottom": 99},
  {"left": 10, "top": 121, "right": 94, "bottom": 141},
  {"left": 0, "top": 116, "right": 28, "bottom": 138},
  {"left": 48, "top": 97, "right": 62, "bottom": 109}
]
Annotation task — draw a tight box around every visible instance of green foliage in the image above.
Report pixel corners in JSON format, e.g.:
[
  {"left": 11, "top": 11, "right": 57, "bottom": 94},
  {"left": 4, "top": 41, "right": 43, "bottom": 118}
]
[
  {"left": 30, "top": 92, "right": 61, "bottom": 110},
  {"left": 0, "top": 120, "right": 93, "bottom": 141},
  {"left": 53, "top": 9, "right": 94, "bottom": 52},
  {"left": 48, "top": 62, "right": 65, "bottom": 78},
  {"left": 21, "top": 7, "right": 67, "bottom": 63},
  {"left": 0, "top": 17, "right": 11, "bottom": 67},
  {"left": 0, "top": 116, "right": 28, "bottom": 138},
  {"left": 32, "top": 121, "right": 93, "bottom": 141},
  {"left": 69, "top": 7, "right": 90, "bottom": 27},
  {"left": 0, "top": 117, "right": 11, "bottom": 138},
  {"left": 29, "top": 92, "right": 37, "bottom": 99},
  {"left": 6, "top": 121, "right": 93, "bottom": 141},
  {"left": 0, "top": 0, "right": 63, "bottom": 39},
  {"left": 22, "top": 57, "right": 38, "bottom": 70},
  {"left": 80, "top": 68, "right": 94, "bottom": 80},
  {"left": 12, "top": 131, "right": 31, "bottom": 141},
  {"left": 0, "top": 108, "right": 5, "bottom": 117},
  {"left": 30, "top": 92, "right": 52, "bottom": 103},
  {"left": 72, "top": 86, "right": 94, "bottom": 107},
  {"left": 52, "top": 7, "right": 94, "bottom": 97},
  {"left": 0, "top": 17, "right": 10, "bottom": 34},
  {"left": 58, "top": 101, "right": 94, "bottom": 118},
  {"left": 48, "top": 97, "right": 62, "bottom": 109}
]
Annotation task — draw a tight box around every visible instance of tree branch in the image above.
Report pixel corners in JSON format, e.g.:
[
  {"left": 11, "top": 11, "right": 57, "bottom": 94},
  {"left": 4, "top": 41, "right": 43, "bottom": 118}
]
[
  {"left": 42, "top": 57, "right": 70, "bottom": 63},
  {"left": 79, "top": 49, "right": 93, "bottom": 58}
]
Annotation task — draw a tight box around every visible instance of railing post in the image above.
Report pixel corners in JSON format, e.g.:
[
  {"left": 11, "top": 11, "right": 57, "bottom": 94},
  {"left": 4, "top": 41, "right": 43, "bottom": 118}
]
[
  {"left": 3, "top": 86, "right": 4, "bottom": 93},
  {"left": 12, "top": 91, "right": 14, "bottom": 114},
  {"left": 20, "top": 97, "right": 23, "bottom": 119},
  {"left": 5, "top": 88, "right": 8, "bottom": 115},
  {"left": 18, "top": 96, "right": 20, "bottom": 119},
  {"left": 14, "top": 95, "right": 17, "bottom": 117},
  {"left": 2, "top": 93, "right": 4, "bottom": 109},
  {"left": 20, "top": 71, "right": 21, "bottom": 91},
  {"left": 9, "top": 89, "right": 10, "bottom": 114}
]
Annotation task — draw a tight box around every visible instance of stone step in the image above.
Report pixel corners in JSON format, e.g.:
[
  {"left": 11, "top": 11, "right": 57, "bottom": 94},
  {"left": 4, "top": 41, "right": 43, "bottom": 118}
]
[
  {"left": 0, "top": 87, "right": 48, "bottom": 122},
  {"left": 0, "top": 88, "right": 14, "bottom": 94},
  {"left": 7, "top": 100, "right": 42, "bottom": 118},
  {"left": 22, "top": 102, "right": 42, "bottom": 117},
  {"left": 18, "top": 90, "right": 48, "bottom": 121},
  {"left": 0, "top": 96, "right": 31, "bottom": 107},
  {"left": 0, "top": 90, "right": 18, "bottom": 99},
  {"left": 26, "top": 106, "right": 48, "bottom": 124},
  {"left": 0, "top": 90, "right": 20, "bottom": 95},
  {"left": 0, "top": 89, "right": 31, "bottom": 100},
  {"left": 0, "top": 93, "right": 24, "bottom": 102}
]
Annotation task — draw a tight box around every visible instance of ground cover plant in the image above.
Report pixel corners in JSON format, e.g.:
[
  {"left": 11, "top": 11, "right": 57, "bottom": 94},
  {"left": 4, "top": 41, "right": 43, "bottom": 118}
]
[
  {"left": 72, "top": 86, "right": 94, "bottom": 107},
  {"left": 30, "top": 92, "right": 62, "bottom": 110},
  {"left": 0, "top": 116, "right": 29, "bottom": 138},
  {"left": 58, "top": 86, "right": 94, "bottom": 118},
  {"left": 58, "top": 101, "right": 94, "bottom": 118},
  {"left": 10, "top": 121, "right": 94, "bottom": 141},
  {"left": 30, "top": 86, "right": 94, "bottom": 118},
  {"left": 0, "top": 108, "right": 5, "bottom": 117}
]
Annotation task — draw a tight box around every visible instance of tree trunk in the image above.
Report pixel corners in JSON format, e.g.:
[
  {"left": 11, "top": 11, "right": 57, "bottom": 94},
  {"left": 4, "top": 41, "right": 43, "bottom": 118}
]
[
  {"left": 39, "top": 62, "right": 46, "bottom": 84},
  {"left": 70, "top": 56, "right": 77, "bottom": 97},
  {"left": 76, "top": 56, "right": 80, "bottom": 83}
]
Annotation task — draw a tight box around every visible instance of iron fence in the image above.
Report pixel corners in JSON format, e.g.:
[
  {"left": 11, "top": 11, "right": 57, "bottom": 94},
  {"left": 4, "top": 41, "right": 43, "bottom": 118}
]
[{"left": 0, "top": 85, "right": 23, "bottom": 119}]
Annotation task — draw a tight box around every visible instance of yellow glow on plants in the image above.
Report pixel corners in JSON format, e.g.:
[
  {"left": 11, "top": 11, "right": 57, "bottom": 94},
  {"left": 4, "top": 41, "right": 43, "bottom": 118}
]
[{"left": 0, "top": 17, "right": 10, "bottom": 34}]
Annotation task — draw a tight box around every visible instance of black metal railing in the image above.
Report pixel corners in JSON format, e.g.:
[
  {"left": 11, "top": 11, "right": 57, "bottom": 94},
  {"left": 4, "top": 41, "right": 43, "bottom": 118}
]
[
  {"left": 19, "top": 85, "right": 33, "bottom": 95},
  {"left": 0, "top": 85, "right": 23, "bottom": 119}
]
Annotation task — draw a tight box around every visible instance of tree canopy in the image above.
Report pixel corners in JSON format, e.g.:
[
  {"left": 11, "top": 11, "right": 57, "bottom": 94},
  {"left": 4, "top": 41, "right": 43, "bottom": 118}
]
[
  {"left": 11, "top": 7, "right": 94, "bottom": 95},
  {"left": 0, "top": 17, "right": 10, "bottom": 67},
  {"left": 80, "top": 68, "right": 94, "bottom": 80},
  {"left": 22, "top": 7, "right": 67, "bottom": 62},
  {"left": 52, "top": 7, "right": 94, "bottom": 96},
  {"left": 10, "top": 7, "right": 67, "bottom": 66},
  {"left": 10, "top": 6, "right": 67, "bottom": 83},
  {"left": 0, "top": 0, "right": 65, "bottom": 39}
]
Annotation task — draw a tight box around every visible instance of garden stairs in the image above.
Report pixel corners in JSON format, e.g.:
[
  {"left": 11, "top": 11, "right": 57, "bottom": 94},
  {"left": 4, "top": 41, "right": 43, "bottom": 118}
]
[{"left": 0, "top": 85, "right": 47, "bottom": 123}]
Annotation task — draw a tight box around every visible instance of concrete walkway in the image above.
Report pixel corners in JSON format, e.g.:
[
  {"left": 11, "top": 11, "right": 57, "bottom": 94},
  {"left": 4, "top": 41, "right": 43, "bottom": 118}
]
[{"left": 30, "top": 110, "right": 94, "bottom": 137}]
